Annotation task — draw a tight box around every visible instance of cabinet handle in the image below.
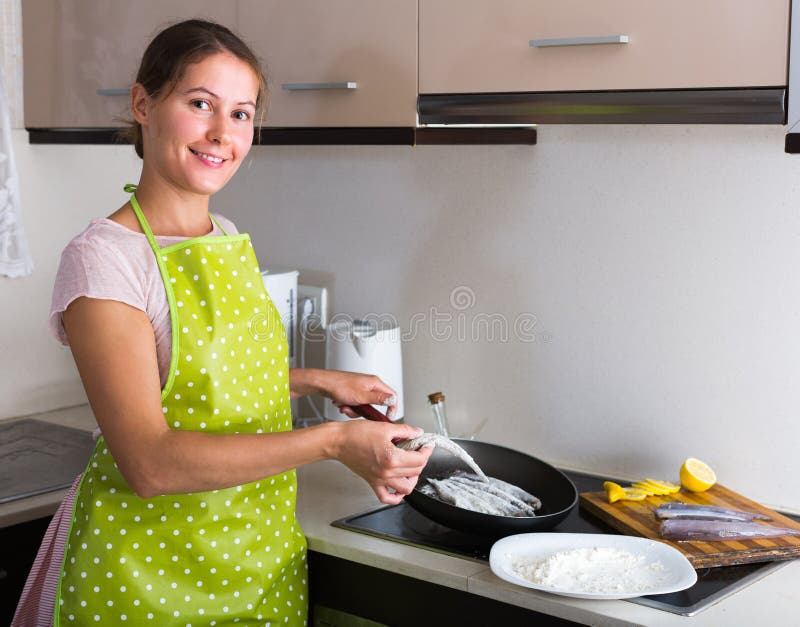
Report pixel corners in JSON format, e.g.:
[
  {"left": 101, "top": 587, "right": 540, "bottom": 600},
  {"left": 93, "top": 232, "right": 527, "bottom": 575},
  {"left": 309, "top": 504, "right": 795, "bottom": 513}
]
[
  {"left": 530, "top": 35, "right": 629, "bottom": 48},
  {"left": 281, "top": 82, "right": 358, "bottom": 91},
  {"left": 96, "top": 88, "right": 130, "bottom": 96}
]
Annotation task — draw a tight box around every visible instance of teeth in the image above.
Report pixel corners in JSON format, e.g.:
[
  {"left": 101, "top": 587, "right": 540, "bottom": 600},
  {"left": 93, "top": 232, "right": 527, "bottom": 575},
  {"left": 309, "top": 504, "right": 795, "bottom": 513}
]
[{"left": 192, "top": 149, "right": 224, "bottom": 164}]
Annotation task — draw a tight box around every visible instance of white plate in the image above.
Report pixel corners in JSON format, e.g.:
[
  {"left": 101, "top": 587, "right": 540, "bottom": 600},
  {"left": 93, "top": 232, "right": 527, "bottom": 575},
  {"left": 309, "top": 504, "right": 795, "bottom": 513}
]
[{"left": 490, "top": 533, "right": 697, "bottom": 600}]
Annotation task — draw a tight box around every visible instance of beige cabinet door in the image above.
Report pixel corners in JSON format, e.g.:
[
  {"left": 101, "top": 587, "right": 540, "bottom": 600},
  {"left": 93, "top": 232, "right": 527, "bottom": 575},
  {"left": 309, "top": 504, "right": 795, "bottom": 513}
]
[
  {"left": 23, "top": 1, "right": 237, "bottom": 128},
  {"left": 238, "top": 0, "right": 417, "bottom": 127},
  {"left": 420, "top": 0, "right": 789, "bottom": 94}
]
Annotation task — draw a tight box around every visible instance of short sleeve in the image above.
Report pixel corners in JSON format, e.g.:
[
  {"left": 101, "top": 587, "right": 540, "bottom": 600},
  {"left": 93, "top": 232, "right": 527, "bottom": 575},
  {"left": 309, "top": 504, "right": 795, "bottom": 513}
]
[{"left": 48, "top": 234, "right": 150, "bottom": 345}]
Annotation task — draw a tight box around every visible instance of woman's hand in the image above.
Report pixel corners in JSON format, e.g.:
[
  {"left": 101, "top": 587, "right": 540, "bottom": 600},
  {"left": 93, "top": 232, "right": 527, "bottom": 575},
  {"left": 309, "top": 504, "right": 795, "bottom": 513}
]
[
  {"left": 331, "top": 420, "right": 434, "bottom": 504},
  {"left": 329, "top": 370, "right": 397, "bottom": 418},
  {"left": 294, "top": 368, "right": 399, "bottom": 419}
]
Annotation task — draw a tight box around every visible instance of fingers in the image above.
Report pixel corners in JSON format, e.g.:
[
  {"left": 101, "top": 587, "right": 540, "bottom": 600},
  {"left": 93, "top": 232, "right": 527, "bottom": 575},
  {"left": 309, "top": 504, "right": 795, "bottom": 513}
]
[
  {"left": 377, "top": 449, "right": 430, "bottom": 483},
  {"left": 393, "top": 447, "right": 432, "bottom": 469},
  {"left": 337, "top": 405, "right": 359, "bottom": 418},
  {"left": 391, "top": 423, "right": 424, "bottom": 440},
  {"left": 386, "top": 475, "right": 419, "bottom": 494},
  {"left": 374, "top": 476, "right": 419, "bottom": 504},
  {"left": 328, "top": 371, "right": 397, "bottom": 418},
  {"left": 375, "top": 486, "right": 405, "bottom": 505},
  {"left": 361, "top": 375, "right": 397, "bottom": 413}
]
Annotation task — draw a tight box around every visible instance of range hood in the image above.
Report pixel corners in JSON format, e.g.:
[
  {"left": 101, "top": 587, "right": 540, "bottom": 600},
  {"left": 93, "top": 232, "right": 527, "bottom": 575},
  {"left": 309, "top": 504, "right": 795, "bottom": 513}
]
[{"left": 419, "top": 88, "right": 786, "bottom": 126}]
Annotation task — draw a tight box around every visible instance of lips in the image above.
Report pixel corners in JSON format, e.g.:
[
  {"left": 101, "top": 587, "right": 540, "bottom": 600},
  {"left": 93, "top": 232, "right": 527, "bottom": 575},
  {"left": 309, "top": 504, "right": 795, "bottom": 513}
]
[{"left": 189, "top": 147, "right": 227, "bottom": 167}]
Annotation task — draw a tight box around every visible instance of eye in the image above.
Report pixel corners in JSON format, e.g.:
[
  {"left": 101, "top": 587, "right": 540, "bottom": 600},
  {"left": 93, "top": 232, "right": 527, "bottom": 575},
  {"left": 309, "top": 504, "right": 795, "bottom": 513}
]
[
  {"left": 233, "top": 110, "right": 251, "bottom": 122},
  {"left": 190, "top": 99, "right": 211, "bottom": 111}
]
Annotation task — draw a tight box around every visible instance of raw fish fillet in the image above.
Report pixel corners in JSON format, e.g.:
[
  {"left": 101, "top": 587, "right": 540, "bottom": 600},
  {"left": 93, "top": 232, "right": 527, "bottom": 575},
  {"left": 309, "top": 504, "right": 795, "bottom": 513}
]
[
  {"left": 456, "top": 472, "right": 542, "bottom": 511},
  {"left": 655, "top": 502, "right": 771, "bottom": 522},
  {"left": 660, "top": 519, "right": 800, "bottom": 542},
  {"left": 397, "top": 433, "right": 487, "bottom": 480},
  {"left": 419, "top": 473, "right": 541, "bottom": 517}
]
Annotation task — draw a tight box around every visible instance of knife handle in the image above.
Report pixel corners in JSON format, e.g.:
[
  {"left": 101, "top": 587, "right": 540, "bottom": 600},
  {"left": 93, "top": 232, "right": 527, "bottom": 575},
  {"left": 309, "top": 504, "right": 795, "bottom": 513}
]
[
  {"left": 347, "top": 404, "right": 393, "bottom": 423},
  {"left": 345, "top": 404, "right": 405, "bottom": 445}
]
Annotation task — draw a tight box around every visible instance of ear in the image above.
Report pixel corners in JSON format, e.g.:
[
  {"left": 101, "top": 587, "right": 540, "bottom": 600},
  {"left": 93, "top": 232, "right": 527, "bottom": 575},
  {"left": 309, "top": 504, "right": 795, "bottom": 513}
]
[{"left": 130, "top": 83, "right": 151, "bottom": 126}]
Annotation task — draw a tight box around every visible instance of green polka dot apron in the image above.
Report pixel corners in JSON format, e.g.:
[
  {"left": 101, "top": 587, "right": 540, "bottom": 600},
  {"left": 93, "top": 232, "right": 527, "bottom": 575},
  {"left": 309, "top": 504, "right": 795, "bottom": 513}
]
[{"left": 56, "top": 191, "right": 308, "bottom": 626}]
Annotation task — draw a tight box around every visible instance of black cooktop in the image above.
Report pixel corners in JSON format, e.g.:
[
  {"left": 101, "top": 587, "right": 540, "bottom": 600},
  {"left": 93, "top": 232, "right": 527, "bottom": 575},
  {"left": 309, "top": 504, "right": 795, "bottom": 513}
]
[
  {"left": 332, "top": 469, "right": 793, "bottom": 617},
  {"left": 0, "top": 419, "right": 95, "bottom": 504}
]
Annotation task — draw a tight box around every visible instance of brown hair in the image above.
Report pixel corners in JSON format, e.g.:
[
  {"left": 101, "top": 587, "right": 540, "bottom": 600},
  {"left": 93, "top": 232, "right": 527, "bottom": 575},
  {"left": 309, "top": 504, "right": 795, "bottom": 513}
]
[{"left": 119, "top": 19, "right": 266, "bottom": 158}]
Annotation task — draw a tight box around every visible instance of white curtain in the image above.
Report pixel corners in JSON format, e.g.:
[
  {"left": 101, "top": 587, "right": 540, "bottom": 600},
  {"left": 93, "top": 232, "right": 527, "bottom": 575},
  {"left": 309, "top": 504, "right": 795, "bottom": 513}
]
[{"left": 0, "top": 0, "right": 32, "bottom": 277}]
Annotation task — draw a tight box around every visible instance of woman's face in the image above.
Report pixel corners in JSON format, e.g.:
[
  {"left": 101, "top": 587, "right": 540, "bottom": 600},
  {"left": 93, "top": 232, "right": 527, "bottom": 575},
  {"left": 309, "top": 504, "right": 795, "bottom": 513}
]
[{"left": 135, "top": 51, "right": 259, "bottom": 197}]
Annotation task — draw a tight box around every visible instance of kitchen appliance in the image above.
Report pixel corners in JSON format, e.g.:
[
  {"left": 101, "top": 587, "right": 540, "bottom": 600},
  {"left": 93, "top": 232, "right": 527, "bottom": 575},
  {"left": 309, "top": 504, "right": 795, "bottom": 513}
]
[
  {"left": 260, "top": 268, "right": 298, "bottom": 368},
  {"left": 324, "top": 319, "right": 404, "bottom": 421},
  {"left": 333, "top": 469, "right": 797, "bottom": 617}
]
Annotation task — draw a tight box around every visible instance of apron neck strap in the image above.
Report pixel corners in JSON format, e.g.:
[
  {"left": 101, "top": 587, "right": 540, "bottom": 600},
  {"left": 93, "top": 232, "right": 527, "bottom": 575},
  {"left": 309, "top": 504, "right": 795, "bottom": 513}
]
[
  {"left": 123, "top": 184, "right": 229, "bottom": 245},
  {"left": 210, "top": 214, "right": 228, "bottom": 236},
  {"left": 126, "top": 186, "right": 161, "bottom": 254}
]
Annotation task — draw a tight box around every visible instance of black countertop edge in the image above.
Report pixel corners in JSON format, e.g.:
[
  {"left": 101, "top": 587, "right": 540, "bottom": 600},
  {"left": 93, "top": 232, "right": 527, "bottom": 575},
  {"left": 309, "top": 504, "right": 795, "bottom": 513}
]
[{"left": 26, "top": 126, "right": 537, "bottom": 146}]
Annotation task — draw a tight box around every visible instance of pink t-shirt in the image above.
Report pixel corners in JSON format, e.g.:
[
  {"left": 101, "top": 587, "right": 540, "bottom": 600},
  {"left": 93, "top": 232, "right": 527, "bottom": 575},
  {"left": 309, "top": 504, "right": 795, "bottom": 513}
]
[{"left": 49, "top": 215, "right": 239, "bottom": 388}]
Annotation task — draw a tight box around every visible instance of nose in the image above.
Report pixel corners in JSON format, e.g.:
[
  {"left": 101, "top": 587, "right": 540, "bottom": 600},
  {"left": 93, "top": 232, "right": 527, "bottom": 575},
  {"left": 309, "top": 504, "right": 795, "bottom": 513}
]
[{"left": 207, "top": 115, "right": 232, "bottom": 146}]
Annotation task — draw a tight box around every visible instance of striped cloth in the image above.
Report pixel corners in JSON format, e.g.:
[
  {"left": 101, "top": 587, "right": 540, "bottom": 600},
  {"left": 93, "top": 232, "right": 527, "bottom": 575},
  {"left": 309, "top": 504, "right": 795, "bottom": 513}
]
[{"left": 12, "top": 474, "right": 81, "bottom": 627}]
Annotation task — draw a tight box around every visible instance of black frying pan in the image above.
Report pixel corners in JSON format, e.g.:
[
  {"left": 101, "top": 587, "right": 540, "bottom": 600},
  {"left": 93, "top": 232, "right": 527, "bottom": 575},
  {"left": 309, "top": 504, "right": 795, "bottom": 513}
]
[{"left": 349, "top": 405, "right": 578, "bottom": 537}]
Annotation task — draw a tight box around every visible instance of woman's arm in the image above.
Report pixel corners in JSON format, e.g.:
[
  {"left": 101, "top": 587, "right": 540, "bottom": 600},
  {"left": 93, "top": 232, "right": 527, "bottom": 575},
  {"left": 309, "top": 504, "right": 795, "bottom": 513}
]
[{"left": 64, "top": 297, "right": 430, "bottom": 503}]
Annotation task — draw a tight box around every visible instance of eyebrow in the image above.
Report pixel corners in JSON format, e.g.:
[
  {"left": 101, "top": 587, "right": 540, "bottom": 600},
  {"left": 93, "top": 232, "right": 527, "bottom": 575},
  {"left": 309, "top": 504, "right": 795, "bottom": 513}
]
[{"left": 183, "top": 87, "right": 256, "bottom": 108}]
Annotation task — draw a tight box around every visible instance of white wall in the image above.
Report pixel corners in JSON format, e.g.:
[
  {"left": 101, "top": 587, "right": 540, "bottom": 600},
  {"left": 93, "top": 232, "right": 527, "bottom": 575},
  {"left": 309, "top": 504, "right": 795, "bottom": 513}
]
[
  {"left": 5, "top": 124, "right": 800, "bottom": 512},
  {"left": 1, "top": 131, "right": 142, "bottom": 415}
]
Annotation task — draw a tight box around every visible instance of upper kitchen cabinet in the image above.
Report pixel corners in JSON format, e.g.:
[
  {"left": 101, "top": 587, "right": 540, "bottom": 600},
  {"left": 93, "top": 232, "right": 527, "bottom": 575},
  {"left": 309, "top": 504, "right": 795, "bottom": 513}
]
[
  {"left": 23, "top": 1, "right": 236, "bottom": 128},
  {"left": 419, "top": 0, "right": 790, "bottom": 94},
  {"left": 237, "top": 0, "right": 417, "bottom": 127}
]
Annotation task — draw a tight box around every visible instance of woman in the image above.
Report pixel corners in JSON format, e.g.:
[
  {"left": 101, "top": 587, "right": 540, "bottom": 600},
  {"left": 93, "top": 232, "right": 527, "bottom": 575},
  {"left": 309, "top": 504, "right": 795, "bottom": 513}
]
[{"left": 14, "top": 19, "right": 431, "bottom": 627}]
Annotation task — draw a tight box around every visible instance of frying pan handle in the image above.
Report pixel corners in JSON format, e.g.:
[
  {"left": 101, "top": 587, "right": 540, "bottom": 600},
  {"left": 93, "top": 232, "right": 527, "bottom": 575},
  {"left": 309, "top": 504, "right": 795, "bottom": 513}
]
[{"left": 345, "top": 404, "right": 405, "bottom": 445}]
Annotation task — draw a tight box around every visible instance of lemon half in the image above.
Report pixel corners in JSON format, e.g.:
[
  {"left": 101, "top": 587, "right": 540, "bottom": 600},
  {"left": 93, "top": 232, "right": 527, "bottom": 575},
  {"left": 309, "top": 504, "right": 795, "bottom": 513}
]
[{"left": 680, "top": 457, "right": 716, "bottom": 492}]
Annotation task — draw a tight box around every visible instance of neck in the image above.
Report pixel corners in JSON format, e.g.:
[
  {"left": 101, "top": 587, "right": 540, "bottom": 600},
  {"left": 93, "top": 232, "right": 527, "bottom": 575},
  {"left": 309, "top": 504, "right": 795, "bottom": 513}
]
[{"left": 132, "top": 169, "right": 213, "bottom": 238}]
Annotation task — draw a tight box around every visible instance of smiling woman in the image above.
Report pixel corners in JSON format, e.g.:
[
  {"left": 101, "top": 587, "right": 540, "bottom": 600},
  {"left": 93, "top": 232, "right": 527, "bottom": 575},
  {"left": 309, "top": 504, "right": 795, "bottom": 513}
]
[
  {"left": 129, "top": 52, "right": 259, "bottom": 201},
  {"left": 12, "top": 19, "right": 431, "bottom": 627}
]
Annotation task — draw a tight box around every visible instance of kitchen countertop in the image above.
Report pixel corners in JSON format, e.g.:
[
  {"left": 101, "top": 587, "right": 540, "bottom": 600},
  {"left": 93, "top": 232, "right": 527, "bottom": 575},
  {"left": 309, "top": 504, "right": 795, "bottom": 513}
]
[{"left": 3, "top": 405, "right": 799, "bottom": 626}]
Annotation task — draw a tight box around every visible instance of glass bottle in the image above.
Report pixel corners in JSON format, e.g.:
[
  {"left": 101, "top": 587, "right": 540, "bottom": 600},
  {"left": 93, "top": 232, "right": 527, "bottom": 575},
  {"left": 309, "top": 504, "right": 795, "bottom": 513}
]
[{"left": 428, "top": 391, "right": 450, "bottom": 436}]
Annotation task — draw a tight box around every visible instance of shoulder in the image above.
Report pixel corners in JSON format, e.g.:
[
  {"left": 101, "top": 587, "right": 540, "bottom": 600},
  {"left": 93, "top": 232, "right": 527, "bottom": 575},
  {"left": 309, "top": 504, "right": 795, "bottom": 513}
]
[
  {"left": 57, "top": 219, "right": 156, "bottom": 278},
  {"left": 63, "top": 218, "right": 149, "bottom": 254},
  {"left": 50, "top": 220, "right": 157, "bottom": 344}
]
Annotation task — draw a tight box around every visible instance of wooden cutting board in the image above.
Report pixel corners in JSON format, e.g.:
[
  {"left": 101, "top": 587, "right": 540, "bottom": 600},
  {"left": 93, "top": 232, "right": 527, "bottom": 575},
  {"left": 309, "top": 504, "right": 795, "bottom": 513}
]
[{"left": 580, "top": 484, "right": 800, "bottom": 568}]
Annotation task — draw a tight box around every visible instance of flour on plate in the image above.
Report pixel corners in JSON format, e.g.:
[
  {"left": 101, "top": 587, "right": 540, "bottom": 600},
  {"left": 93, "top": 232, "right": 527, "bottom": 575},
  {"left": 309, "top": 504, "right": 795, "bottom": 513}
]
[{"left": 509, "top": 547, "right": 667, "bottom": 594}]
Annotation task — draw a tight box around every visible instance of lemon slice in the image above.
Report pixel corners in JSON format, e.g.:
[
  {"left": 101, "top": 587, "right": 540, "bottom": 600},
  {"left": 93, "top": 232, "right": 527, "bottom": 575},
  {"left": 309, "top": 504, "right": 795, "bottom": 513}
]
[
  {"left": 622, "top": 488, "right": 649, "bottom": 501},
  {"left": 604, "top": 481, "right": 649, "bottom": 503},
  {"left": 631, "top": 482, "right": 659, "bottom": 496},
  {"left": 603, "top": 481, "right": 626, "bottom": 503},
  {"left": 680, "top": 458, "right": 716, "bottom": 492},
  {"left": 644, "top": 478, "right": 681, "bottom": 494}
]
